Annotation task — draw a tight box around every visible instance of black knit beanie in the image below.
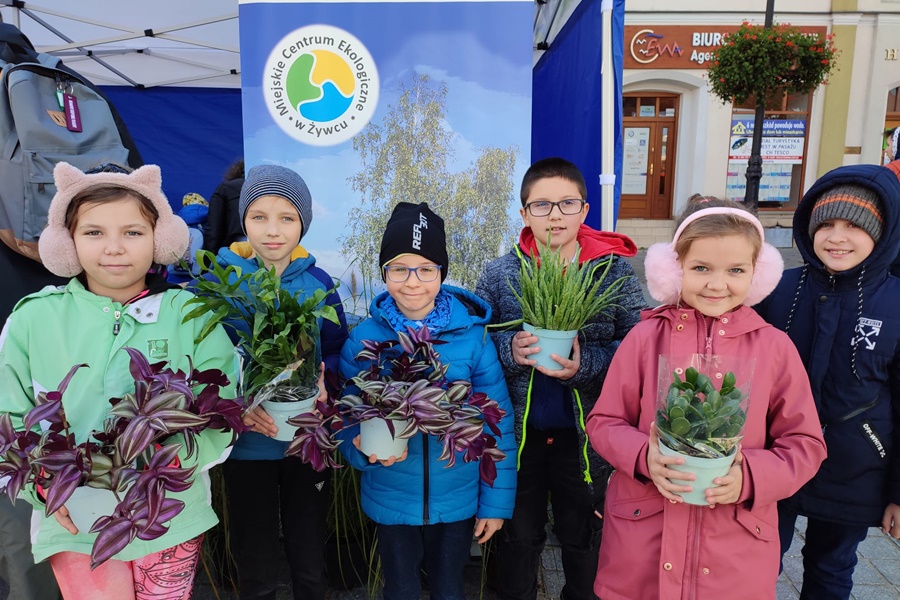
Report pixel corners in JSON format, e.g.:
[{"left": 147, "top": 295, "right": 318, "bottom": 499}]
[
  {"left": 808, "top": 184, "right": 884, "bottom": 243},
  {"left": 378, "top": 202, "right": 448, "bottom": 282}
]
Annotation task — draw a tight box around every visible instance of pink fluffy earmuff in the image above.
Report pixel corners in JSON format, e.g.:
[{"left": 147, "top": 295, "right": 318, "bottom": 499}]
[
  {"left": 38, "top": 162, "right": 189, "bottom": 278},
  {"left": 644, "top": 207, "right": 784, "bottom": 306}
]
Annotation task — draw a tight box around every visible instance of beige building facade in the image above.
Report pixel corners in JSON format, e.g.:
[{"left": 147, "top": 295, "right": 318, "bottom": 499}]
[{"left": 616, "top": 0, "right": 900, "bottom": 248}]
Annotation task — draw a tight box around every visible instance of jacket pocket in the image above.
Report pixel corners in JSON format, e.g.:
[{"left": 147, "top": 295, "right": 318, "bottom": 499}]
[
  {"left": 734, "top": 505, "right": 778, "bottom": 542},
  {"left": 608, "top": 489, "right": 665, "bottom": 522}
]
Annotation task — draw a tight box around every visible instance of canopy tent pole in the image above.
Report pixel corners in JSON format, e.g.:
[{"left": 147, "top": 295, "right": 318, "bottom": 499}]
[{"left": 599, "top": 0, "right": 615, "bottom": 231}]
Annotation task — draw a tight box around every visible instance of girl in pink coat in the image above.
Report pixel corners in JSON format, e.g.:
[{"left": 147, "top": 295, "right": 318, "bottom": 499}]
[{"left": 586, "top": 198, "right": 826, "bottom": 600}]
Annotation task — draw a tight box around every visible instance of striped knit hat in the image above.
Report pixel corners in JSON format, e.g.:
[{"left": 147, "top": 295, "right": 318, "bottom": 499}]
[
  {"left": 808, "top": 184, "right": 884, "bottom": 243},
  {"left": 239, "top": 164, "right": 313, "bottom": 239}
]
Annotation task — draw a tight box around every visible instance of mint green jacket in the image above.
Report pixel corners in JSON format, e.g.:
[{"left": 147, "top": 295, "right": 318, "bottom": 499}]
[{"left": 0, "top": 279, "right": 237, "bottom": 562}]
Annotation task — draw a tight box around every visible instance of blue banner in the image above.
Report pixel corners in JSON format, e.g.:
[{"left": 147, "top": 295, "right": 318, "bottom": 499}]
[{"left": 238, "top": 0, "right": 532, "bottom": 298}]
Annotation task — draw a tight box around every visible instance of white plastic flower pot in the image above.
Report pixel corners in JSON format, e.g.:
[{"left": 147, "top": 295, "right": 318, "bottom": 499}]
[
  {"left": 261, "top": 393, "right": 317, "bottom": 442},
  {"left": 66, "top": 486, "right": 123, "bottom": 533},
  {"left": 359, "top": 418, "right": 411, "bottom": 460},
  {"left": 658, "top": 440, "right": 736, "bottom": 506},
  {"left": 523, "top": 323, "right": 578, "bottom": 371}
]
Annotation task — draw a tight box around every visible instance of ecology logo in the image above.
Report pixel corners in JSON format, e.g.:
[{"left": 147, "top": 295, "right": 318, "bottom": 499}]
[{"left": 264, "top": 25, "right": 379, "bottom": 146}]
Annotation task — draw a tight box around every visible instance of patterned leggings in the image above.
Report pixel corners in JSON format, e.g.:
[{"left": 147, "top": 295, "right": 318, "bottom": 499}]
[{"left": 49, "top": 535, "right": 202, "bottom": 600}]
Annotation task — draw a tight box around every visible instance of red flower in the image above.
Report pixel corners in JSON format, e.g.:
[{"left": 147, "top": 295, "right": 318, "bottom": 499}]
[
  {"left": 786, "top": 41, "right": 793, "bottom": 47},
  {"left": 821, "top": 59, "right": 829, "bottom": 64},
  {"left": 744, "top": 34, "right": 750, "bottom": 39},
  {"left": 776, "top": 37, "right": 782, "bottom": 42},
  {"left": 752, "top": 35, "right": 757, "bottom": 40},
  {"left": 720, "top": 77, "right": 725, "bottom": 82}
]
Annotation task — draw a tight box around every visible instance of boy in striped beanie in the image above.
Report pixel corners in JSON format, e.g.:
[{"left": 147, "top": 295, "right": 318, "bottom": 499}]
[{"left": 808, "top": 183, "right": 883, "bottom": 272}]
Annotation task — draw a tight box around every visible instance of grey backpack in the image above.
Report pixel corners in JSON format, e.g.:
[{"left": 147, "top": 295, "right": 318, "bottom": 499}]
[{"left": 0, "top": 25, "right": 131, "bottom": 262}]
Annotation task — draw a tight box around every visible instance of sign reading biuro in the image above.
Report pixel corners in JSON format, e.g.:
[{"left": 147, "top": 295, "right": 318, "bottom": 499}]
[{"left": 238, "top": 0, "right": 532, "bottom": 304}]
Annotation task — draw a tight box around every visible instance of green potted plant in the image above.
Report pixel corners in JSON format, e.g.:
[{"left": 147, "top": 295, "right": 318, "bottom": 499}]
[
  {"left": 508, "top": 240, "right": 627, "bottom": 371},
  {"left": 655, "top": 360, "right": 751, "bottom": 505},
  {"left": 706, "top": 21, "right": 838, "bottom": 105},
  {"left": 184, "top": 251, "right": 340, "bottom": 443}
]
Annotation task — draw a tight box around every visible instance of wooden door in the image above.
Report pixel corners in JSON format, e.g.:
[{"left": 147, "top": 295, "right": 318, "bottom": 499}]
[{"left": 620, "top": 95, "right": 679, "bottom": 219}]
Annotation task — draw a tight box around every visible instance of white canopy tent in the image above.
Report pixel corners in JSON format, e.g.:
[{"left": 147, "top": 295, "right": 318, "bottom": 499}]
[{"left": 0, "top": 0, "right": 241, "bottom": 88}]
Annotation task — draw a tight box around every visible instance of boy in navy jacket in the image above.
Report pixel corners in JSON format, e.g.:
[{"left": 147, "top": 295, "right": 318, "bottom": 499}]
[{"left": 756, "top": 164, "right": 900, "bottom": 600}]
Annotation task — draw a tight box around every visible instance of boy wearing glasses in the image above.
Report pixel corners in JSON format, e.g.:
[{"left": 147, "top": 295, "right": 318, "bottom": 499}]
[
  {"left": 475, "top": 157, "right": 645, "bottom": 600},
  {"left": 338, "top": 202, "right": 517, "bottom": 600}
]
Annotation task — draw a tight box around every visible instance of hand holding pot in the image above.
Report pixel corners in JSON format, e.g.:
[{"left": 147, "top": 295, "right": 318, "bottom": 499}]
[
  {"left": 53, "top": 505, "right": 78, "bottom": 535},
  {"left": 706, "top": 449, "right": 744, "bottom": 506},
  {"left": 243, "top": 405, "right": 278, "bottom": 438},
  {"left": 353, "top": 435, "right": 408, "bottom": 466},
  {"left": 511, "top": 330, "right": 539, "bottom": 367},
  {"left": 536, "top": 336, "right": 581, "bottom": 379},
  {"left": 648, "top": 422, "right": 694, "bottom": 502}
]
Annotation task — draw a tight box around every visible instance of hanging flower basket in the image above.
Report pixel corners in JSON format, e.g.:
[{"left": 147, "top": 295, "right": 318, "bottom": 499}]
[{"left": 707, "top": 22, "right": 839, "bottom": 105}]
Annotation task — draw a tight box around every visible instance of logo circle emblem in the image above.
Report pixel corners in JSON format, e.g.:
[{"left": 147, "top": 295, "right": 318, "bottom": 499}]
[{"left": 263, "top": 25, "right": 379, "bottom": 147}]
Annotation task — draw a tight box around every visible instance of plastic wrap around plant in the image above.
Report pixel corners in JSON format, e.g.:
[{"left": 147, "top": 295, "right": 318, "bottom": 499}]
[{"left": 655, "top": 354, "right": 755, "bottom": 459}]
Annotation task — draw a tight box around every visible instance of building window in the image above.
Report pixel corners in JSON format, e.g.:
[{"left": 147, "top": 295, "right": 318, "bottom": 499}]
[{"left": 726, "top": 92, "right": 812, "bottom": 211}]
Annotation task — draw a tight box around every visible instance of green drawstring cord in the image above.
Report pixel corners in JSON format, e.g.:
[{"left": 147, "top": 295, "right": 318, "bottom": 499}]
[
  {"left": 573, "top": 389, "right": 593, "bottom": 484},
  {"left": 517, "top": 369, "right": 535, "bottom": 470},
  {"left": 519, "top": 371, "right": 592, "bottom": 485}
]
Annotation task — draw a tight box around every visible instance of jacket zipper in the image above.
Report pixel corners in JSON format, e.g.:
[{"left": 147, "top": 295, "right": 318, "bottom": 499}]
[
  {"left": 422, "top": 432, "right": 430, "bottom": 525},
  {"left": 113, "top": 309, "right": 121, "bottom": 336},
  {"left": 704, "top": 316, "right": 715, "bottom": 359},
  {"left": 822, "top": 397, "right": 881, "bottom": 433}
]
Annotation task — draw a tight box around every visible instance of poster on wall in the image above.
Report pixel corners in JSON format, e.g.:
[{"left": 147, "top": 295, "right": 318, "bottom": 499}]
[
  {"left": 238, "top": 0, "right": 532, "bottom": 309},
  {"left": 622, "top": 127, "right": 650, "bottom": 195}
]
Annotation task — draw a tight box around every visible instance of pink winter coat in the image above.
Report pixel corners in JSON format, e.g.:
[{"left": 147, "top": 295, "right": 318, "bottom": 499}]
[{"left": 586, "top": 305, "right": 826, "bottom": 600}]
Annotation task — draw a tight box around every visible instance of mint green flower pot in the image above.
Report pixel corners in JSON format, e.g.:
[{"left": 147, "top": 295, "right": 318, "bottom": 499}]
[{"left": 523, "top": 323, "right": 578, "bottom": 371}]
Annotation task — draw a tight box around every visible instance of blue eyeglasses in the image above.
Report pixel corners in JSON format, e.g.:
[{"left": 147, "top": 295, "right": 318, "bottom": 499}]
[{"left": 384, "top": 265, "right": 442, "bottom": 282}]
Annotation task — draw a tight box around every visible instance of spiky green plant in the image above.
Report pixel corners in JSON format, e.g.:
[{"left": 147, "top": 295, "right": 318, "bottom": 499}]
[{"left": 510, "top": 241, "right": 628, "bottom": 331}]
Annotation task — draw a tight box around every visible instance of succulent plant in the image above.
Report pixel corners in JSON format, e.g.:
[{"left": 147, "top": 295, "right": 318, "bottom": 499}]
[{"left": 655, "top": 367, "right": 747, "bottom": 459}]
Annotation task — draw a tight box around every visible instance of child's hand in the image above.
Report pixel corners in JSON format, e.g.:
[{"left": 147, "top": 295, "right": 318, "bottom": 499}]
[
  {"left": 881, "top": 503, "right": 900, "bottom": 539},
  {"left": 243, "top": 405, "right": 278, "bottom": 437},
  {"left": 537, "top": 336, "right": 581, "bottom": 380},
  {"left": 352, "top": 435, "right": 408, "bottom": 466},
  {"left": 475, "top": 518, "right": 503, "bottom": 544},
  {"left": 706, "top": 449, "right": 744, "bottom": 506},
  {"left": 53, "top": 505, "right": 78, "bottom": 535},
  {"left": 648, "top": 422, "right": 694, "bottom": 502},
  {"left": 511, "top": 331, "right": 539, "bottom": 367}
]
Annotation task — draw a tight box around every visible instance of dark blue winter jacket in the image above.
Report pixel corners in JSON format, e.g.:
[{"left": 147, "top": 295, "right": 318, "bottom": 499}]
[
  {"left": 215, "top": 242, "right": 349, "bottom": 461},
  {"left": 337, "top": 286, "right": 517, "bottom": 526},
  {"left": 755, "top": 164, "right": 900, "bottom": 526}
]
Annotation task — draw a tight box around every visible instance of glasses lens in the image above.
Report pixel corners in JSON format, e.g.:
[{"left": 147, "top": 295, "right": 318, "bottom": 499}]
[
  {"left": 385, "top": 267, "right": 409, "bottom": 282},
  {"left": 417, "top": 266, "right": 440, "bottom": 282},
  {"left": 559, "top": 200, "right": 584, "bottom": 215},
  {"left": 528, "top": 202, "right": 551, "bottom": 217}
]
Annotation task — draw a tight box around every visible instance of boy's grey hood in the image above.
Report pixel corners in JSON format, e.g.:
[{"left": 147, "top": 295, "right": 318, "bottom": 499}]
[{"left": 793, "top": 164, "right": 900, "bottom": 278}]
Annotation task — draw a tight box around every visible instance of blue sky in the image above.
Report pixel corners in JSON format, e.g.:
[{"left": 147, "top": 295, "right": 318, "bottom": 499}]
[{"left": 238, "top": 1, "right": 532, "bottom": 288}]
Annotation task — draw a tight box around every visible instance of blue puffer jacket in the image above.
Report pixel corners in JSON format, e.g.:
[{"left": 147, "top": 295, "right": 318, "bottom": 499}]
[
  {"left": 337, "top": 286, "right": 517, "bottom": 526},
  {"left": 755, "top": 164, "right": 900, "bottom": 526},
  {"left": 216, "top": 243, "right": 349, "bottom": 461}
]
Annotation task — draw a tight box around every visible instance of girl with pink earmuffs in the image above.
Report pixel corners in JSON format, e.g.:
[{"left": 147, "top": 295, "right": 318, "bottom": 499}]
[
  {"left": 585, "top": 197, "right": 827, "bottom": 600},
  {"left": 0, "top": 162, "right": 237, "bottom": 599}
]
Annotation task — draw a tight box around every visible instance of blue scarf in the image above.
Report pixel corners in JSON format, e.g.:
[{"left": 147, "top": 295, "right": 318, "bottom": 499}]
[{"left": 381, "top": 289, "right": 452, "bottom": 335}]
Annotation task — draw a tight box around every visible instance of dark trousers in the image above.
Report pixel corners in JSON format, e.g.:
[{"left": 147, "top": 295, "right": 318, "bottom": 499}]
[
  {"left": 496, "top": 428, "right": 602, "bottom": 600},
  {"left": 376, "top": 518, "right": 475, "bottom": 600},
  {"left": 223, "top": 458, "right": 331, "bottom": 600},
  {"left": 0, "top": 495, "right": 60, "bottom": 600},
  {"left": 778, "top": 502, "right": 869, "bottom": 600}
]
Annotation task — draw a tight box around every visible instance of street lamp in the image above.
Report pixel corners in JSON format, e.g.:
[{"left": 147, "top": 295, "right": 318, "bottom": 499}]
[{"left": 744, "top": 0, "right": 776, "bottom": 212}]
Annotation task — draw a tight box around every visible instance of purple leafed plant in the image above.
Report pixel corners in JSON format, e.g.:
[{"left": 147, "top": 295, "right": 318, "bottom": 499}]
[
  {"left": 0, "top": 348, "right": 247, "bottom": 568},
  {"left": 338, "top": 326, "right": 508, "bottom": 486}
]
